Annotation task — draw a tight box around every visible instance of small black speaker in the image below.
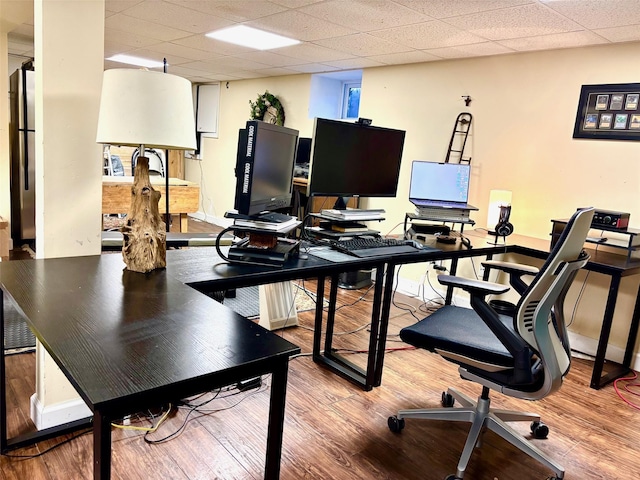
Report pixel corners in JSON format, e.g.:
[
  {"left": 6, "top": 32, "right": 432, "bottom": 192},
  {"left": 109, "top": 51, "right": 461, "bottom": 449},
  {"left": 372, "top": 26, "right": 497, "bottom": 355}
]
[{"left": 494, "top": 205, "right": 514, "bottom": 237}]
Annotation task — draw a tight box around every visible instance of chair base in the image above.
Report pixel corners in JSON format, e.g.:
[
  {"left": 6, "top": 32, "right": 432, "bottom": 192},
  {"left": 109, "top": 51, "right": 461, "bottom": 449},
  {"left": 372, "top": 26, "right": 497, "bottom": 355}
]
[{"left": 392, "top": 387, "right": 564, "bottom": 479}]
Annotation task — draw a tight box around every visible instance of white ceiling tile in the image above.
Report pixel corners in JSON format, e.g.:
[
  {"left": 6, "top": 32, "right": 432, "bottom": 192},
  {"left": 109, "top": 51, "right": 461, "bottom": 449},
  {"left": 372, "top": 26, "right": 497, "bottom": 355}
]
[
  {"left": 393, "top": 0, "right": 533, "bottom": 19},
  {"left": 367, "top": 50, "right": 442, "bottom": 65},
  {"left": 286, "top": 63, "right": 341, "bottom": 74},
  {"left": 594, "top": 25, "right": 640, "bottom": 43},
  {"left": 143, "top": 41, "right": 215, "bottom": 61},
  {"left": 105, "top": 13, "right": 193, "bottom": 41},
  {"left": 165, "top": 0, "right": 287, "bottom": 22},
  {"left": 498, "top": 30, "right": 610, "bottom": 51},
  {"left": 126, "top": 48, "right": 192, "bottom": 67},
  {"left": 299, "top": 0, "right": 433, "bottom": 32},
  {"left": 270, "top": 0, "right": 323, "bottom": 8},
  {"left": 315, "top": 33, "right": 413, "bottom": 56},
  {"left": 172, "top": 35, "right": 254, "bottom": 56},
  {"left": 323, "top": 57, "right": 386, "bottom": 70},
  {"left": 425, "top": 41, "right": 516, "bottom": 59},
  {"left": 236, "top": 51, "right": 306, "bottom": 67},
  {"left": 105, "top": 28, "right": 162, "bottom": 49},
  {"left": 275, "top": 42, "right": 356, "bottom": 62},
  {"left": 118, "top": 0, "right": 231, "bottom": 34},
  {"left": 371, "top": 20, "right": 489, "bottom": 49},
  {"left": 246, "top": 10, "right": 356, "bottom": 41},
  {"left": 163, "top": 64, "right": 220, "bottom": 77},
  {"left": 182, "top": 56, "right": 271, "bottom": 73},
  {"left": 106, "top": 0, "right": 145, "bottom": 15},
  {"left": 253, "top": 66, "right": 302, "bottom": 77},
  {"left": 445, "top": 3, "right": 584, "bottom": 40},
  {"left": 541, "top": 0, "right": 640, "bottom": 29}
]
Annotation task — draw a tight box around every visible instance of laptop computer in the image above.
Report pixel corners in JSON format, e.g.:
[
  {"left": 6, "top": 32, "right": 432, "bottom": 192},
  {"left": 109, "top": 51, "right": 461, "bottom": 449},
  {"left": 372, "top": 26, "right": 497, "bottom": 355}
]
[{"left": 409, "top": 161, "right": 478, "bottom": 210}]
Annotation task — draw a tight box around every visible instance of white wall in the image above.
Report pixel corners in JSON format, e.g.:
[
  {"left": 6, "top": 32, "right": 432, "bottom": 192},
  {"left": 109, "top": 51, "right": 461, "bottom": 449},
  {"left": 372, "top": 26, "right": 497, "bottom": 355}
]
[{"left": 188, "top": 41, "right": 640, "bottom": 356}]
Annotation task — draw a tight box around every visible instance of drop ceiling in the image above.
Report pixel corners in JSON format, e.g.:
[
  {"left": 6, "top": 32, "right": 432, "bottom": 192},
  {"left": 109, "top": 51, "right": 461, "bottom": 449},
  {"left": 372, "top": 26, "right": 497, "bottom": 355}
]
[{"left": 6, "top": 0, "right": 640, "bottom": 83}]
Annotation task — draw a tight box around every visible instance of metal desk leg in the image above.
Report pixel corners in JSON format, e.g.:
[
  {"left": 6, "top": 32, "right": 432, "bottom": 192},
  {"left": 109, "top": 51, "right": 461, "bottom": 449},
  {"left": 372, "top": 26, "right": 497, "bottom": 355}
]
[
  {"left": 312, "top": 275, "right": 326, "bottom": 361},
  {"left": 1, "top": 292, "right": 6, "bottom": 452},
  {"left": 374, "top": 264, "right": 397, "bottom": 386},
  {"left": 365, "top": 266, "right": 385, "bottom": 388},
  {"left": 93, "top": 410, "right": 111, "bottom": 480},
  {"left": 265, "top": 358, "right": 290, "bottom": 480},
  {"left": 591, "top": 274, "right": 628, "bottom": 389},
  {"left": 445, "top": 258, "right": 459, "bottom": 305},
  {"left": 623, "top": 281, "right": 640, "bottom": 367},
  {"left": 322, "top": 275, "right": 340, "bottom": 355}
]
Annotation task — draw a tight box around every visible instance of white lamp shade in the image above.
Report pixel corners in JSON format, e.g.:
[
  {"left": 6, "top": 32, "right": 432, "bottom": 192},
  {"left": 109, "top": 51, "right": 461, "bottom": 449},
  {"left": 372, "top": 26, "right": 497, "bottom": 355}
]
[
  {"left": 96, "top": 68, "right": 196, "bottom": 150},
  {"left": 487, "top": 189, "right": 512, "bottom": 228}
]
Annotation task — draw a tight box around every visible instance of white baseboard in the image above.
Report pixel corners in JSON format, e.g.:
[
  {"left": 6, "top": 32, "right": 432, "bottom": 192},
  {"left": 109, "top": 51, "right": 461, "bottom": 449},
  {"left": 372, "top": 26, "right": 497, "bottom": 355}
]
[
  {"left": 395, "top": 275, "right": 640, "bottom": 372},
  {"left": 30, "top": 394, "right": 92, "bottom": 430}
]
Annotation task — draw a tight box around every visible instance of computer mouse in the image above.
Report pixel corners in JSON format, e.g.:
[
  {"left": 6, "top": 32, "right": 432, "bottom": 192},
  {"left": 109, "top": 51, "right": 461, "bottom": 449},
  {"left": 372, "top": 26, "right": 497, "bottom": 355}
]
[{"left": 403, "top": 239, "right": 424, "bottom": 249}]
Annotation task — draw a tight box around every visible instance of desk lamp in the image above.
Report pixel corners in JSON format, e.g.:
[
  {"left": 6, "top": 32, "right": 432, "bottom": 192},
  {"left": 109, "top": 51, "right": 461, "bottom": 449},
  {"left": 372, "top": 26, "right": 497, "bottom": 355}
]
[
  {"left": 487, "top": 189, "right": 513, "bottom": 244},
  {"left": 96, "top": 68, "right": 196, "bottom": 273}
]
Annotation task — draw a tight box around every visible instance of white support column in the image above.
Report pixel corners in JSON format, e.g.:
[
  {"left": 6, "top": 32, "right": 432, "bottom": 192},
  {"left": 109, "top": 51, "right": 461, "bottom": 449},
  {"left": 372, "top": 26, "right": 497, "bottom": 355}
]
[{"left": 31, "top": 0, "right": 104, "bottom": 429}]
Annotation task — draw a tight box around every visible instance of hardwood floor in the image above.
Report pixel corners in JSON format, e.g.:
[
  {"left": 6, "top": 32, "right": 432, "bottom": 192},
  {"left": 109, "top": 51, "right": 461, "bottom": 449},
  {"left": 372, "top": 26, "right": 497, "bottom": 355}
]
[{"left": 2, "top": 218, "right": 640, "bottom": 479}]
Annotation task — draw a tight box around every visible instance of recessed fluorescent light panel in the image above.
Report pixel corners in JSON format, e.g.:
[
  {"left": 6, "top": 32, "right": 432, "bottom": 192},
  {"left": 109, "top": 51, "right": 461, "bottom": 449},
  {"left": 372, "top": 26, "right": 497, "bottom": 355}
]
[
  {"left": 106, "top": 54, "right": 165, "bottom": 69},
  {"left": 206, "top": 25, "right": 300, "bottom": 50}
]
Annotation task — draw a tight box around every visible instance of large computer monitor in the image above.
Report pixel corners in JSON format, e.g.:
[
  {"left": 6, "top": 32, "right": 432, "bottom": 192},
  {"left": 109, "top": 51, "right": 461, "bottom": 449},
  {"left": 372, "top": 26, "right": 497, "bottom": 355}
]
[
  {"left": 307, "top": 118, "right": 406, "bottom": 208},
  {"left": 233, "top": 120, "right": 299, "bottom": 216}
]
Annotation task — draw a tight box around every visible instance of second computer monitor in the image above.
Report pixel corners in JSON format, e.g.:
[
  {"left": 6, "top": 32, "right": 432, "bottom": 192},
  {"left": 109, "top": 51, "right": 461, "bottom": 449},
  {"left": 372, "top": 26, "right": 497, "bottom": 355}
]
[{"left": 307, "top": 118, "right": 406, "bottom": 206}]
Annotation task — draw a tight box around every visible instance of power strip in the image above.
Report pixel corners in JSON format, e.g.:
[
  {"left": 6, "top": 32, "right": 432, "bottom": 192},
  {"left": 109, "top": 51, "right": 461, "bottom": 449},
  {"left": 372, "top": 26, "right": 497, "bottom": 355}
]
[{"left": 237, "top": 377, "right": 262, "bottom": 391}]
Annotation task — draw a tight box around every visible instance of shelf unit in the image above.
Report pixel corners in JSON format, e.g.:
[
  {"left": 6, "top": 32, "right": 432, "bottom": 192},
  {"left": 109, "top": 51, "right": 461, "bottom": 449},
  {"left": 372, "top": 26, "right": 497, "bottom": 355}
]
[
  {"left": 304, "top": 211, "right": 385, "bottom": 241},
  {"left": 403, "top": 212, "right": 476, "bottom": 239},
  {"left": 551, "top": 218, "right": 640, "bottom": 262}
]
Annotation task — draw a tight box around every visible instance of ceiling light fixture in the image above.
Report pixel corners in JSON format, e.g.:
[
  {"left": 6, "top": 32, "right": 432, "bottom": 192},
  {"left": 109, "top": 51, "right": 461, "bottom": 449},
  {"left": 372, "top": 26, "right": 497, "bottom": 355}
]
[
  {"left": 206, "top": 25, "right": 300, "bottom": 50},
  {"left": 106, "top": 54, "right": 165, "bottom": 69}
]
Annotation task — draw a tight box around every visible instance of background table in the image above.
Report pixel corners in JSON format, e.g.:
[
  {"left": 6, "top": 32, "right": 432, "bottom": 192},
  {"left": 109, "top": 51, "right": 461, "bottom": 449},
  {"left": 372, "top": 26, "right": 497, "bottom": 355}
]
[{"left": 102, "top": 176, "right": 199, "bottom": 232}]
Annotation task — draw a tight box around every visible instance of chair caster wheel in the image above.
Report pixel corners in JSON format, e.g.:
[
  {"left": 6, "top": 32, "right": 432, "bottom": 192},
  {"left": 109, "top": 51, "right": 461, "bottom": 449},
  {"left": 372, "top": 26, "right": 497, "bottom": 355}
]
[
  {"left": 441, "top": 391, "right": 455, "bottom": 408},
  {"left": 388, "top": 415, "right": 405, "bottom": 433},
  {"left": 530, "top": 420, "right": 549, "bottom": 439},
  {"left": 444, "top": 475, "right": 462, "bottom": 480}
]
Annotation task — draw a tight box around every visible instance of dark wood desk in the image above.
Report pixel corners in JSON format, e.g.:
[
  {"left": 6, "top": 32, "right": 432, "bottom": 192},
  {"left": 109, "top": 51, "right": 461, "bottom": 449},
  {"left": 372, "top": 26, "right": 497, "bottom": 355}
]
[{"left": 0, "top": 255, "right": 300, "bottom": 479}]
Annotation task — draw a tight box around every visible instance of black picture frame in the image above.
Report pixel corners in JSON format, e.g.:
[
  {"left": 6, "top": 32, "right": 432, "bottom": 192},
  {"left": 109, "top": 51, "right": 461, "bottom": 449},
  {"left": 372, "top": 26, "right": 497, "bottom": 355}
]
[{"left": 573, "top": 83, "right": 640, "bottom": 141}]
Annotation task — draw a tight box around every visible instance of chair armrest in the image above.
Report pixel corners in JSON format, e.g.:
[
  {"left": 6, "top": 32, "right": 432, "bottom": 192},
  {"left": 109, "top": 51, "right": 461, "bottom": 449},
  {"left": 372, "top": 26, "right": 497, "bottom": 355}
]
[
  {"left": 437, "top": 275, "right": 510, "bottom": 296},
  {"left": 481, "top": 260, "right": 539, "bottom": 276}
]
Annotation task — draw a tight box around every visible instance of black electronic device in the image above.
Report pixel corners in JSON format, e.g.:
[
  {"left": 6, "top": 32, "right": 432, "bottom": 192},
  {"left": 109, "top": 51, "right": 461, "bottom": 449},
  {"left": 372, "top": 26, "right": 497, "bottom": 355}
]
[
  {"left": 493, "top": 205, "right": 514, "bottom": 237},
  {"left": 295, "top": 137, "right": 312, "bottom": 165},
  {"left": 436, "top": 235, "right": 457, "bottom": 244},
  {"left": 591, "top": 209, "right": 630, "bottom": 230},
  {"left": 307, "top": 118, "right": 406, "bottom": 209},
  {"left": 411, "top": 224, "right": 451, "bottom": 236},
  {"left": 233, "top": 121, "right": 299, "bottom": 216}
]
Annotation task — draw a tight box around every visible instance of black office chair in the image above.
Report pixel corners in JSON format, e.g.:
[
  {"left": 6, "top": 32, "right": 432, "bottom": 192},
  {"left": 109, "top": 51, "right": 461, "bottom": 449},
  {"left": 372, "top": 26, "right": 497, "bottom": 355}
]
[{"left": 388, "top": 207, "right": 595, "bottom": 480}]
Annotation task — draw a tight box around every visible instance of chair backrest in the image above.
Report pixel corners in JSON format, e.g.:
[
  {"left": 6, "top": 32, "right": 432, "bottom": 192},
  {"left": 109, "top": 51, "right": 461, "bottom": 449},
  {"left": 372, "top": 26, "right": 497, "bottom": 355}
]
[
  {"left": 513, "top": 207, "right": 594, "bottom": 397},
  {"left": 132, "top": 148, "right": 166, "bottom": 177}
]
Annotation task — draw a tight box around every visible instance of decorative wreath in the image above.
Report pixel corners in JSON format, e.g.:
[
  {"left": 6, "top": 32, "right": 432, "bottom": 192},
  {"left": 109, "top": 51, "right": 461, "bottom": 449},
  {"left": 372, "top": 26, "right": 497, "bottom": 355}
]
[{"left": 249, "top": 90, "right": 285, "bottom": 126}]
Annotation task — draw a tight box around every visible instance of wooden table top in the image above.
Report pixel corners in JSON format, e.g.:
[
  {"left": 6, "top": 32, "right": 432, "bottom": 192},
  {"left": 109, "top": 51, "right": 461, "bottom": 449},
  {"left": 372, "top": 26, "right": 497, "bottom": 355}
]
[{"left": 0, "top": 254, "right": 299, "bottom": 413}]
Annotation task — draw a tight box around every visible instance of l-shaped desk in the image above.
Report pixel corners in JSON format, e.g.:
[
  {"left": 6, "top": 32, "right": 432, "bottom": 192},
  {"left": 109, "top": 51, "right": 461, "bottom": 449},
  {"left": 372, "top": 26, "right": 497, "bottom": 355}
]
[{"left": 2, "top": 230, "right": 639, "bottom": 479}]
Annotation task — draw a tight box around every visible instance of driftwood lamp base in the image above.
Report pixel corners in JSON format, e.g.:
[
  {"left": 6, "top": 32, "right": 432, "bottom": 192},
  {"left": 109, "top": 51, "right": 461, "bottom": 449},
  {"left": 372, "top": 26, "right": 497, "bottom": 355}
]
[{"left": 121, "top": 156, "right": 167, "bottom": 273}]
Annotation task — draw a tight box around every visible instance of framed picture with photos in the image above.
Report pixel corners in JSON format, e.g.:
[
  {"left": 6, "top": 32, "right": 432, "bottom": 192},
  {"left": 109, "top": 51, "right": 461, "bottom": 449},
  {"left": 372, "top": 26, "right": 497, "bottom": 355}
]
[{"left": 573, "top": 83, "right": 640, "bottom": 141}]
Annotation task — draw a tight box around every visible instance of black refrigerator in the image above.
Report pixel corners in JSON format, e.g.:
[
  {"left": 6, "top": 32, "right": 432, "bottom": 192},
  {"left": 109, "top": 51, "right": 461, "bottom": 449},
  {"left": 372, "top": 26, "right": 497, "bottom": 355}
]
[{"left": 9, "top": 62, "right": 35, "bottom": 242}]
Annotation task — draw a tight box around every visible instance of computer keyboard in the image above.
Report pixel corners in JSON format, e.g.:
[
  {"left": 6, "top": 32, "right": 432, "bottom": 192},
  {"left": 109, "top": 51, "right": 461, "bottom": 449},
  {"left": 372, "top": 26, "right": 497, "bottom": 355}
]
[{"left": 331, "top": 237, "right": 424, "bottom": 258}]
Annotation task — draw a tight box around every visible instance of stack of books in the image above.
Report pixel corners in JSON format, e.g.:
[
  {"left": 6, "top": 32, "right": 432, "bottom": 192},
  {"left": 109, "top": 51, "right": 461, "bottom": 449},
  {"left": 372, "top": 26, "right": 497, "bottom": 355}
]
[
  {"left": 233, "top": 214, "right": 300, "bottom": 232},
  {"left": 320, "top": 208, "right": 385, "bottom": 221}
]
